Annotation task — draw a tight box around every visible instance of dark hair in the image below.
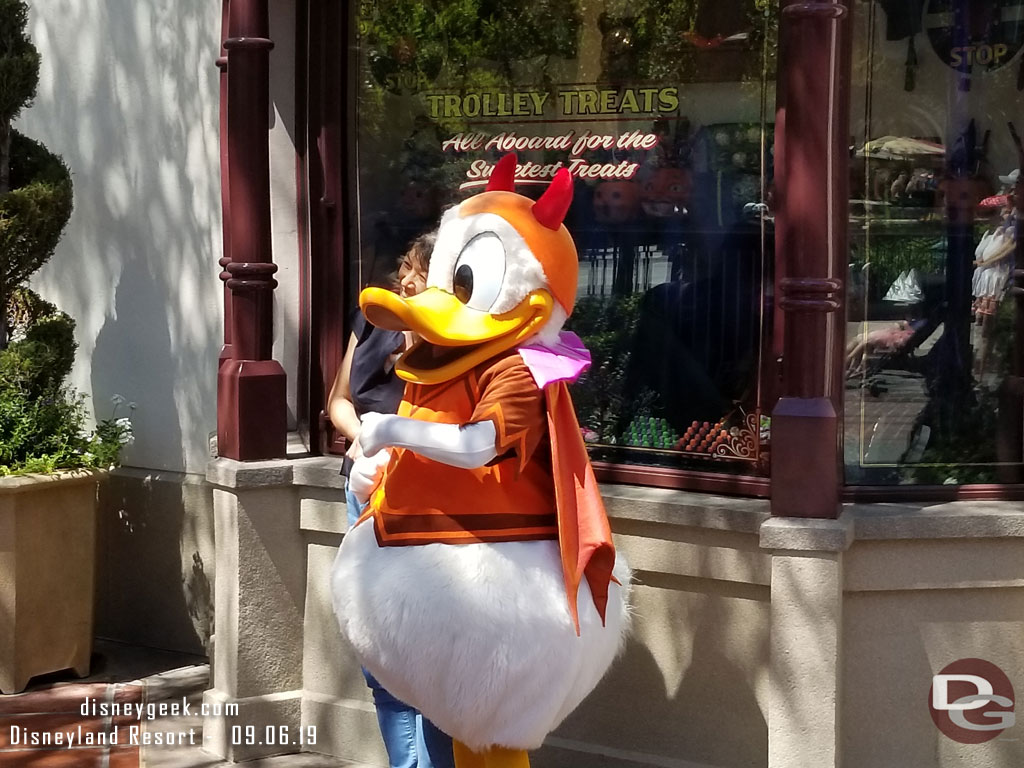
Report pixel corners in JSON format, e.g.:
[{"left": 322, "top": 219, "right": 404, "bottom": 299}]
[{"left": 390, "top": 230, "right": 436, "bottom": 290}]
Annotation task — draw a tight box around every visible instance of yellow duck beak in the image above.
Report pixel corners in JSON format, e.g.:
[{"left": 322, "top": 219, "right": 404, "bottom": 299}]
[{"left": 360, "top": 286, "right": 554, "bottom": 384}]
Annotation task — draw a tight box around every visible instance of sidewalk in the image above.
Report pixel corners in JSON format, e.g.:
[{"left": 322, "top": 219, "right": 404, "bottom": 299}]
[{"left": 0, "top": 640, "right": 371, "bottom": 768}]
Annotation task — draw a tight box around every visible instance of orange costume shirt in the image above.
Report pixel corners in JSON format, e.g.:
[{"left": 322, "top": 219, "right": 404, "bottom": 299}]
[
  {"left": 367, "top": 352, "right": 559, "bottom": 546},
  {"left": 362, "top": 347, "right": 617, "bottom": 631}
]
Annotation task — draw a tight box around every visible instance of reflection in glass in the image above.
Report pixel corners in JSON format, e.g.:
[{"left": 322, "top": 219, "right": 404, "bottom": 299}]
[
  {"left": 845, "top": 0, "right": 1023, "bottom": 485},
  {"left": 351, "top": 0, "right": 779, "bottom": 475}
]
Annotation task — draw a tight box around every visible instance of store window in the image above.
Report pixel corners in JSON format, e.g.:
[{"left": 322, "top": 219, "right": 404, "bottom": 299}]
[
  {"left": 846, "top": 0, "right": 1024, "bottom": 485},
  {"left": 349, "top": 0, "right": 780, "bottom": 481}
]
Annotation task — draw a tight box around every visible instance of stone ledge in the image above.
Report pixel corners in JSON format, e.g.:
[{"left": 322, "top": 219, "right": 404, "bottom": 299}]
[
  {"left": 299, "top": 490, "right": 348, "bottom": 536},
  {"left": 846, "top": 500, "right": 1024, "bottom": 540},
  {"left": 207, "top": 455, "right": 345, "bottom": 490},
  {"left": 760, "top": 517, "right": 854, "bottom": 553},
  {"left": 600, "top": 484, "right": 769, "bottom": 535},
  {"left": 207, "top": 458, "right": 294, "bottom": 489},
  {"left": 210, "top": 457, "right": 772, "bottom": 538},
  {"left": 210, "top": 457, "right": 1024, "bottom": 544},
  {"left": 615, "top": 531, "right": 771, "bottom": 586},
  {"left": 293, "top": 457, "right": 346, "bottom": 490}
]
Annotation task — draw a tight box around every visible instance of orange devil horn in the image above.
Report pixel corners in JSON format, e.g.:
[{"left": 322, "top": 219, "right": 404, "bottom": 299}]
[
  {"left": 486, "top": 153, "right": 518, "bottom": 192},
  {"left": 533, "top": 168, "right": 573, "bottom": 230}
]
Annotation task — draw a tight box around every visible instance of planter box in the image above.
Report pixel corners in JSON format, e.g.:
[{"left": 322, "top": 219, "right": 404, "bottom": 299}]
[{"left": 0, "top": 470, "right": 102, "bottom": 694}]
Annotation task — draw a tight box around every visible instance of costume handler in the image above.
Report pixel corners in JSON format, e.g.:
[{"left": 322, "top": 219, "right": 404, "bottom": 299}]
[{"left": 331, "top": 154, "right": 631, "bottom": 768}]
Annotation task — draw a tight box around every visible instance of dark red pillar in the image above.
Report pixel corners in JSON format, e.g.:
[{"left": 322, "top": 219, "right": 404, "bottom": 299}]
[
  {"left": 216, "top": 0, "right": 288, "bottom": 461},
  {"left": 217, "top": 0, "right": 233, "bottom": 363},
  {"left": 1002, "top": 154, "right": 1024, "bottom": 479},
  {"left": 770, "top": 0, "right": 852, "bottom": 518}
]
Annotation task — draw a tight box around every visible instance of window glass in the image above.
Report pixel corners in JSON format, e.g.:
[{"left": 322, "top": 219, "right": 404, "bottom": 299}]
[
  {"left": 352, "top": 0, "right": 779, "bottom": 475},
  {"left": 846, "top": 0, "right": 1024, "bottom": 484}
]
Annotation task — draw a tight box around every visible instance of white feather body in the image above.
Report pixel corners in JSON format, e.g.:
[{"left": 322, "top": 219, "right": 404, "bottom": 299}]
[{"left": 331, "top": 520, "right": 630, "bottom": 751}]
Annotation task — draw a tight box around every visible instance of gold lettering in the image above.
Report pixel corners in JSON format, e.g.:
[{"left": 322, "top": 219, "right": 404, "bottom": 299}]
[
  {"left": 639, "top": 88, "right": 659, "bottom": 111},
  {"left": 559, "top": 90, "right": 578, "bottom": 115},
  {"left": 426, "top": 94, "right": 444, "bottom": 118},
  {"left": 659, "top": 87, "right": 679, "bottom": 113},
  {"left": 578, "top": 90, "right": 598, "bottom": 115}
]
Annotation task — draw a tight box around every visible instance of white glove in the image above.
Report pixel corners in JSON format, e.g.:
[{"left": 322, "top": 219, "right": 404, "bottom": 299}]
[
  {"left": 358, "top": 412, "right": 498, "bottom": 469},
  {"left": 357, "top": 412, "right": 393, "bottom": 456},
  {"left": 347, "top": 448, "right": 391, "bottom": 504}
]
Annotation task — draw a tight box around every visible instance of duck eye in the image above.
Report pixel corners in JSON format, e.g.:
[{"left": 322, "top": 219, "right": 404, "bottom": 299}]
[
  {"left": 452, "top": 232, "right": 505, "bottom": 311},
  {"left": 453, "top": 264, "right": 474, "bottom": 304}
]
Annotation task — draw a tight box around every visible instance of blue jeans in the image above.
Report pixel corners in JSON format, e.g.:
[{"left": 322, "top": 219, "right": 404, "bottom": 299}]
[{"left": 346, "top": 487, "right": 455, "bottom": 768}]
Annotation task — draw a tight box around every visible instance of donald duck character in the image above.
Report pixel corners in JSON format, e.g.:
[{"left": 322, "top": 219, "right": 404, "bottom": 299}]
[{"left": 331, "top": 153, "right": 631, "bottom": 768}]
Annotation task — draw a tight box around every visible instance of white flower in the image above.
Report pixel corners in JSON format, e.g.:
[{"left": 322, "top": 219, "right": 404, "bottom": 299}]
[{"left": 110, "top": 394, "right": 126, "bottom": 406}]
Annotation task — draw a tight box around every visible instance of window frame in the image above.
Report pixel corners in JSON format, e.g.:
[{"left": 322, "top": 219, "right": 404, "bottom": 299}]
[{"left": 294, "top": 0, "right": 1024, "bottom": 507}]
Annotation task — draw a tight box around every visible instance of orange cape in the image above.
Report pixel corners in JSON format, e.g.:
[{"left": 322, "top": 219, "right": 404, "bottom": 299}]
[{"left": 546, "top": 380, "right": 617, "bottom": 634}]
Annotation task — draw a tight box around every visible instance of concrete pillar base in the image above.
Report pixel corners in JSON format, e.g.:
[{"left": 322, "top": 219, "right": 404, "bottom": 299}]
[
  {"left": 204, "top": 460, "right": 306, "bottom": 760},
  {"left": 202, "top": 688, "right": 302, "bottom": 762},
  {"left": 761, "top": 516, "right": 852, "bottom": 768}
]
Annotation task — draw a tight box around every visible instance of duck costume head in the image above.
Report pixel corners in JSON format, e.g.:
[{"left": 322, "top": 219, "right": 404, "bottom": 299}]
[{"left": 331, "top": 154, "right": 631, "bottom": 768}]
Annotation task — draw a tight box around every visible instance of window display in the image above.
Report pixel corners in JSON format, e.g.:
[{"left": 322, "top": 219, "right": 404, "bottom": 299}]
[
  {"left": 846, "top": 0, "right": 1024, "bottom": 485},
  {"left": 350, "top": 0, "right": 779, "bottom": 477}
]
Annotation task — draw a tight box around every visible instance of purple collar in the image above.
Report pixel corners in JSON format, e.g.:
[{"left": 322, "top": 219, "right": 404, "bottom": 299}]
[{"left": 517, "top": 331, "right": 591, "bottom": 388}]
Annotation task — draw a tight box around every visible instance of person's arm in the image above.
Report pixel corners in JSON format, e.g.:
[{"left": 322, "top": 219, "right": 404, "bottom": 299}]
[
  {"left": 327, "top": 332, "right": 362, "bottom": 448},
  {"left": 981, "top": 236, "right": 1017, "bottom": 266}
]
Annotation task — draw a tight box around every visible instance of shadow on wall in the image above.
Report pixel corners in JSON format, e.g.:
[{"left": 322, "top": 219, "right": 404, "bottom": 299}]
[
  {"left": 21, "top": 1, "right": 223, "bottom": 654},
  {"left": 23, "top": 0, "right": 223, "bottom": 475},
  {"left": 97, "top": 470, "right": 215, "bottom": 656},
  {"left": 545, "top": 573, "right": 769, "bottom": 768}
]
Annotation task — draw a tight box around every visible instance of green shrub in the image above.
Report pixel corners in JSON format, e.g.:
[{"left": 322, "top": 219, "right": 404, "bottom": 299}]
[
  {"left": 0, "top": 0, "right": 39, "bottom": 123},
  {"left": 0, "top": 294, "right": 132, "bottom": 475},
  {"left": 565, "top": 294, "right": 643, "bottom": 442},
  {"left": 0, "top": 2, "right": 112, "bottom": 476},
  {"left": 0, "top": 131, "right": 73, "bottom": 298}
]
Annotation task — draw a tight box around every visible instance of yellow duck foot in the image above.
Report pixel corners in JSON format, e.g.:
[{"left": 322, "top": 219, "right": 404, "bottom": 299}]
[{"left": 453, "top": 741, "right": 530, "bottom": 768}]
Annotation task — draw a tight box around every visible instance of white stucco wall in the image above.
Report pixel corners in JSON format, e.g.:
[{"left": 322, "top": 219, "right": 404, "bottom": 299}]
[
  {"left": 269, "top": 0, "right": 301, "bottom": 435},
  {"left": 23, "top": 1, "right": 222, "bottom": 474},
  {"left": 22, "top": 1, "right": 302, "bottom": 475}
]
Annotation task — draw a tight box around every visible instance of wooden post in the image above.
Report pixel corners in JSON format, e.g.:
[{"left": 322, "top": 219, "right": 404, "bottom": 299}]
[
  {"left": 216, "top": 0, "right": 287, "bottom": 461},
  {"left": 217, "top": 0, "right": 233, "bottom": 363},
  {"left": 1001, "top": 154, "right": 1024, "bottom": 479},
  {"left": 770, "top": 0, "right": 852, "bottom": 518}
]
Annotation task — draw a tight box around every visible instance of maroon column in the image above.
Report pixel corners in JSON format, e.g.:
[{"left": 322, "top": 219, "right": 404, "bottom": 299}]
[
  {"left": 217, "top": 0, "right": 233, "bottom": 363},
  {"left": 1001, "top": 155, "right": 1024, "bottom": 479},
  {"left": 770, "top": 0, "right": 851, "bottom": 518},
  {"left": 216, "top": 0, "right": 287, "bottom": 461}
]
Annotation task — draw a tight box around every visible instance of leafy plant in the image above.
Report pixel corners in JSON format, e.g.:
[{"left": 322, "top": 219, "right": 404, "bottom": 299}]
[
  {"left": 0, "top": 4, "right": 108, "bottom": 477},
  {"left": 565, "top": 294, "right": 643, "bottom": 443},
  {"left": 0, "top": 294, "right": 133, "bottom": 476},
  {"left": 0, "top": 0, "right": 72, "bottom": 350}
]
